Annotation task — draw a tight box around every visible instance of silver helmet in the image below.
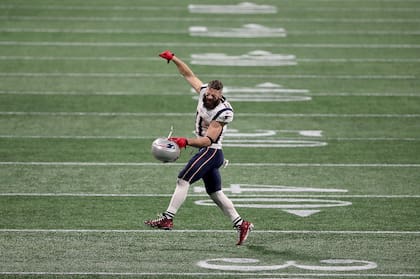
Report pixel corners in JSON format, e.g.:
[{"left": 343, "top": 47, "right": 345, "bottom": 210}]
[{"left": 151, "top": 137, "right": 180, "bottom": 163}]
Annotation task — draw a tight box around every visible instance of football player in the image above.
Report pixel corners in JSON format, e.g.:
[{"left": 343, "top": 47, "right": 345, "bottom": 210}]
[{"left": 144, "top": 50, "right": 253, "bottom": 245}]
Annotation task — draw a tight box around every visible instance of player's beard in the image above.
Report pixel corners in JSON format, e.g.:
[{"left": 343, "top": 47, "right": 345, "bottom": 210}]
[{"left": 203, "top": 95, "right": 220, "bottom": 109}]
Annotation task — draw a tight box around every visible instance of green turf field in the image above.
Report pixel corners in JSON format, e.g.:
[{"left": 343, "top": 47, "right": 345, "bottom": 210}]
[{"left": 0, "top": 0, "right": 419, "bottom": 278}]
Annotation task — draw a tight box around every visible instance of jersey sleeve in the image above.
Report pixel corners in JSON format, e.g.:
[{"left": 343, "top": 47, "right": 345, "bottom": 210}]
[
  {"left": 213, "top": 108, "right": 234, "bottom": 124},
  {"left": 199, "top": 84, "right": 208, "bottom": 97}
]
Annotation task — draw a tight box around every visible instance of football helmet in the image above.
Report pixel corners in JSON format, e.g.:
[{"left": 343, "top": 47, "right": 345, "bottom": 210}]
[{"left": 151, "top": 137, "right": 180, "bottom": 163}]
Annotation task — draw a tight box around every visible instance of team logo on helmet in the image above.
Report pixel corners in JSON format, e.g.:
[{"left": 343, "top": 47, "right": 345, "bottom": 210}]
[{"left": 151, "top": 137, "right": 180, "bottom": 163}]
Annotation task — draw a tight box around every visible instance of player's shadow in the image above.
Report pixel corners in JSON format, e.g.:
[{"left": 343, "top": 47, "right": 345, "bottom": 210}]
[{"left": 247, "top": 244, "right": 315, "bottom": 262}]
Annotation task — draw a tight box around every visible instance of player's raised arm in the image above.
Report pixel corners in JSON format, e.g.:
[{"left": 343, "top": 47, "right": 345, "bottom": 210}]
[{"left": 159, "top": 50, "right": 203, "bottom": 94}]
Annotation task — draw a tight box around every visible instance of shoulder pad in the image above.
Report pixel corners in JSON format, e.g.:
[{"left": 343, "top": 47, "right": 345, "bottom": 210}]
[{"left": 213, "top": 108, "right": 234, "bottom": 123}]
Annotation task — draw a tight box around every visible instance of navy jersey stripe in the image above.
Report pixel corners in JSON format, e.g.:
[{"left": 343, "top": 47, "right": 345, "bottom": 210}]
[
  {"left": 197, "top": 116, "right": 204, "bottom": 136},
  {"left": 212, "top": 108, "right": 233, "bottom": 121}
]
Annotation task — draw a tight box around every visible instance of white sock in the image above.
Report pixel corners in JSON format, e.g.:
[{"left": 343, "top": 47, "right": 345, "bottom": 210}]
[
  {"left": 166, "top": 178, "right": 190, "bottom": 217},
  {"left": 210, "top": 190, "right": 242, "bottom": 226}
]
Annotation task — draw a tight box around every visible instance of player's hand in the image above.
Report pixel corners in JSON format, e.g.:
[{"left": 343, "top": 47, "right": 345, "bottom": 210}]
[
  {"left": 159, "top": 50, "right": 174, "bottom": 63},
  {"left": 169, "top": 137, "right": 188, "bottom": 148}
]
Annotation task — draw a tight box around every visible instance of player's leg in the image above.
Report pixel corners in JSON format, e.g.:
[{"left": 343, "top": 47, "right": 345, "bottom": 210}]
[
  {"left": 166, "top": 147, "right": 220, "bottom": 215},
  {"left": 205, "top": 169, "right": 253, "bottom": 245},
  {"left": 144, "top": 178, "right": 189, "bottom": 230},
  {"left": 165, "top": 178, "right": 189, "bottom": 219},
  {"left": 145, "top": 147, "right": 218, "bottom": 229}
]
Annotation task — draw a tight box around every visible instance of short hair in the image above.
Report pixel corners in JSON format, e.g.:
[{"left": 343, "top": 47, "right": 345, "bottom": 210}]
[{"left": 208, "top": 80, "right": 223, "bottom": 91}]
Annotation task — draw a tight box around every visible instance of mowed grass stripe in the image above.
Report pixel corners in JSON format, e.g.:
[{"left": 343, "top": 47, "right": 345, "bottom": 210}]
[
  {"left": 0, "top": 206, "right": 418, "bottom": 275},
  {"left": 1, "top": 15, "right": 420, "bottom": 23},
  {"left": 0, "top": 137, "right": 419, "bottom": 163},
  {"left": 1, "top": 196, "right": 418, "bottom": 230},
  {"left": 0, "top": 138, "right": 420, "bottom": 165},
  {"left": 1, "top": 162, "right": 419, "bottom": 195}
]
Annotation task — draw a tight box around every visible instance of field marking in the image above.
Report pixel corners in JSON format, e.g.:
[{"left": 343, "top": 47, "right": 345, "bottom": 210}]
[
  {"left": 0, "top": 28, "right": 185, "bottom": 35},
  {"left": 1, "top": 162, "right": 420, "bottom": 167},
  {"left": 0, "top": 271, "right": 419, "bottom": 277},
  {"left": 0, "top": 135, "right": 419, "bottom": 142},
  {"left": 1, "top": 194, "right": 418, "bottom": 198},
  {"left": 1, "top": 41, "right": 420, "bottom": 49},
  {"left": 2, "top": 4, "right": 420, "bottom": 13},
  {"left": 0, "top": 135, "right": 153, "bottom": 140},
  {"left": 198, "top": 258, "right": 377, "bottom": 272},
  {"left": 1, "top": 229, "right": 419, "bottom": 234},
  {"left": 292, "top": 31, "right": 420, "bottom": 35},
  {"left": 0, "top": 5, "right": 184, "bottom": 11},
  {"left": 0, "top": 72, "right": 415, "bottom": 80},
  {"left": 0, "top": 90, "right": 186, "bottom": 96},
  {"left": 2, "top": 4, "right": 420, "bottom": 12},
  {"left": 4, "top": 28, "right": 420, "bottom": 36},
  {"left": 3, "top": 55, "right": 420, "bottom": 63},
  {"left": 0, "top": 55, "right": 159, "bottom": 61},
  {"left": 313, "top": 92, "right": 420, "bottom": 96},
  {"left": 1, "top": 15, "right": 420, "bottom": 23},
  {"left": 299, "top": 58, "right": 420, "bottom": 63},
  {"left": 1, "top": 90, "right": 420, "bottom": 97},
  {"left": 323, "top": 138, "right": 420, "bottom": 142},
  {"left": 1, "top": 112, "right": 419, "bottom": 118}
]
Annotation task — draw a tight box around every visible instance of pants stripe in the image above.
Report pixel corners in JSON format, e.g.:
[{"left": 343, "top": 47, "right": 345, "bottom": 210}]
[
  {"left": 181, "top": 148, "right": 210, "bottom": 182},
  {"left": 181, "top": 147, "right": 218, "bottom": 183},
  {"left": 188, "top": 148, "right": 218, "bottom": 182}
]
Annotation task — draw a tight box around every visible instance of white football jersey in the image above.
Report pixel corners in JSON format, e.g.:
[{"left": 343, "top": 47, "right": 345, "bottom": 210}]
[{"left": 195, "top": 84, "right": 234, "bottom": 149}]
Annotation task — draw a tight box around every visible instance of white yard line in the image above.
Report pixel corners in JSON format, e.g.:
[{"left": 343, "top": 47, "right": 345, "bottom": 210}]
[
  {"left": 0, "top": 111, "right": 194, "bottom": 117},
  {"left": 0, "top": 55, "right": 159, "bottom": 60},
  {"left": 298, "top": 58, "right": 420, "bottom": 62},
  {"left": 0, "top": 72, "right": 415, "bottom": 79},
  {"left": 2, "top": 28, "right": 420, "bottom": 36},
  {"left": 0, "top": 229, "right": 419, "bottom": 234},
  {"left": 1, "top": 55, "right": 420, "bottom": 63},
  {"left": 291, "top": 31, "right": 420, "bottom": 35},
  {"left": 2, "top": 4, "right": 420, "bottom": 12},
  {"left": 1, "top": 112, "right": 419, "bottom": 118},
  {"left": 0, "top": 135, "right": 155, "bottom": 139},
  {"left": 0, "top": 28, "right": 185, "bottom": 35},
  {"left": 0, "top": 90, "right": 185, "bottom": 95},
  {"left": 0, "top": 41, "right": 419, "bottom": 49},
  {"left": 0, "top": 5, "right": 184, "bottom": 11},
  {"left": 1, "top": 90, "right": 419, "bottom": 97},
  {"left": 0, "top": 271, "right": 418, "bottom": 277},
  {"left": 312, "top": 92, "right": 420, "bottom": 96},
  {"left": 1, "top": 162, "right": 419, "bottom": 167},
  {"left": 0, "top": 193, "right": 419, "bottom": 198},
  {"left": 0, "top": 135, "right": 419, "bottom": 142}
]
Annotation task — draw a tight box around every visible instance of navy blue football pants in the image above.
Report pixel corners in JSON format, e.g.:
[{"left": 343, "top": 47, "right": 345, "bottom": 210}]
[{"left": 178, "top": 147, "right": 224, "bottom": 194}]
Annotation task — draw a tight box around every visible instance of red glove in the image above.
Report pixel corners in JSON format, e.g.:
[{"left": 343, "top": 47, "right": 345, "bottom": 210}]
[
  {"left": 159, "top": 50, "right": 174, "bottom": 63},
  {"left": 169, "top": 137, "right": 188, "bottom": 149}
]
